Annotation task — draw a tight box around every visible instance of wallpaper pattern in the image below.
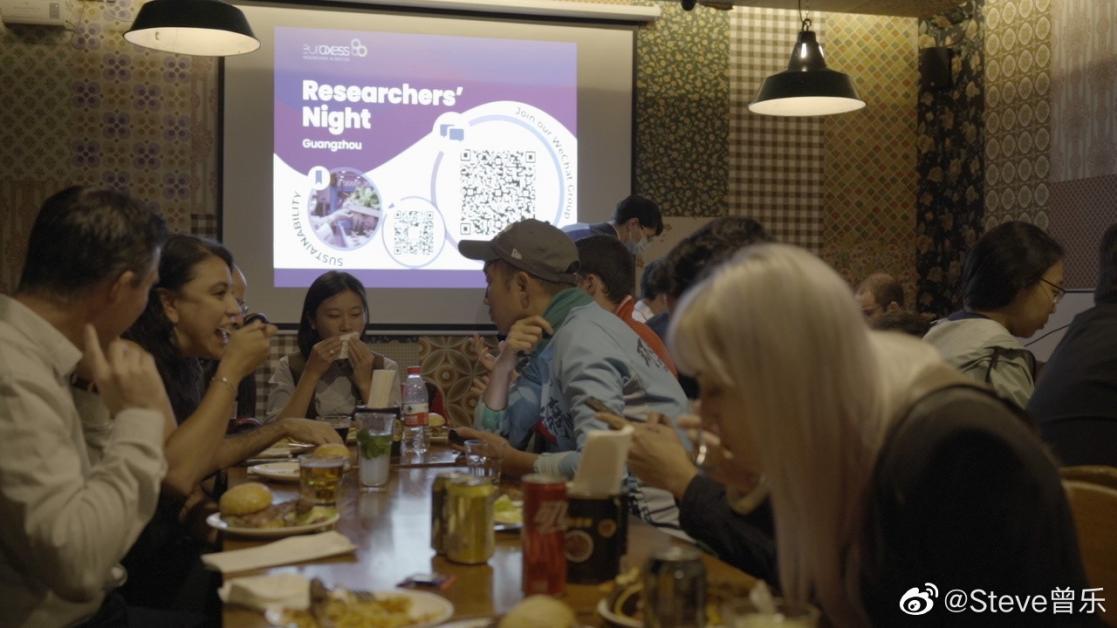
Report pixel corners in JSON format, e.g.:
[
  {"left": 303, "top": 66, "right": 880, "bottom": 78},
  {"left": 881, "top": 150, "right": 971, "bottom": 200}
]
[{"left": 915, "top": 0, "right": 986, "bottom": 316}]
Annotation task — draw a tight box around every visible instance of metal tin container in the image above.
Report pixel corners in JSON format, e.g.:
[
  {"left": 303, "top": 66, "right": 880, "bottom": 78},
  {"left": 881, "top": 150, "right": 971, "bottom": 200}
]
[
  {"left": 430, "top": 472, "right": 468, "bottom": 554},
  {"left": 642, "top": 545, "right": 707, "bottom": 628},
  {"left": 564, "top": 491, "right": 627, "bottom": 584},
  {"left": 521, "top": 474, "right": 568, "bottom": 595},
  {"left": 444, "top": 476, "right": 496, "bottom": 564}
]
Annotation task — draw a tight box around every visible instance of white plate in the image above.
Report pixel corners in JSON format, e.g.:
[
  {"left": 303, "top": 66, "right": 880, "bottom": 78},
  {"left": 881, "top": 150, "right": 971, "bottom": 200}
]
[
  {"left": 206, "top": 510, "right": 340, "bottom": 538},
  {"left": 597, "top": 597, "right": 641, "bottom": 628},
  {"left": 248, "top": 461, "right": 300, "bottom": 482},
  {"left": 266, "top": 589, "right": 454, "bottom": 627}
]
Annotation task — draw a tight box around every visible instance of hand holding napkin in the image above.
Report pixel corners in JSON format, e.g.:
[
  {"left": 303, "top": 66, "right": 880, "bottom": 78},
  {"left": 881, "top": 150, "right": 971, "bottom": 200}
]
[
  {"left": 570, "top": 425, "right": 633, "bottom": 497},
  {"left": 219, "top": 573, "right": 310, "bottom": 610},
  {"left": 202, "top": 531, "right": 356, "bottom": 573}
]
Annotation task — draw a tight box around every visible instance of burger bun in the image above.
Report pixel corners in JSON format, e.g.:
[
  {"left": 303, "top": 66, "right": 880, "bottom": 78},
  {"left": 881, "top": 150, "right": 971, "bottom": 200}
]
[
  {"left": 219, "top": 482, "right": 272, "bottom": 516},
  {"left": 312, "top": 443, "right": 350, "bottom": 459}
]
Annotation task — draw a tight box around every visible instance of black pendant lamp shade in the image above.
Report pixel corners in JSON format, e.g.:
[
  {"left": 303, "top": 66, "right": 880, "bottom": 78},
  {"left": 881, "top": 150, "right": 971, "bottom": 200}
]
[
  {"left": 125, "top": 0, "right": 260, "bottom": 57},
  {"left": 749, "top": 21, "right": 864, "bottom": 117}
]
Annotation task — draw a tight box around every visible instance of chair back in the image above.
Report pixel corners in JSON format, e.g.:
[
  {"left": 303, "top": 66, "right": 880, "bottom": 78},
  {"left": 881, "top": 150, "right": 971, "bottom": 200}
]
[{"left": 1062, "top": 471, "right": 1117, "bottom": 626}]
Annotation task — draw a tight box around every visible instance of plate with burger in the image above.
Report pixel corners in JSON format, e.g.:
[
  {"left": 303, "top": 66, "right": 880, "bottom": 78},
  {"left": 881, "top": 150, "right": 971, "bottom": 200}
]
[{"left": 208, "top": 482, "right": 340, "bottom": 538}]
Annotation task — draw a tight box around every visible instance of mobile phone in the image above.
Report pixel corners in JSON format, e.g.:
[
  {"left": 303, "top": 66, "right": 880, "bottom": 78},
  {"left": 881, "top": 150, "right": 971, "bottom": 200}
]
[
  {"left": 585, "top": 397, "right": 611, "bottom": 414},
  {"left": 448, "top": 428, "right": 467, "bottom": 446},
  {"left": 586, "top": 397, "right": 647, "bottom": 423}
]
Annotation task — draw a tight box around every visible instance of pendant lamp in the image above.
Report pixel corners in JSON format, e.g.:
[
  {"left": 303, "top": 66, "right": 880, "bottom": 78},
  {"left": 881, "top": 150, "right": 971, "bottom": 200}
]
[
  {"left": 749, "top": 17, "right": 864, "bottom": 117},
  {"left": 125, "top": 0, "right": 260, "bottom": 57}
]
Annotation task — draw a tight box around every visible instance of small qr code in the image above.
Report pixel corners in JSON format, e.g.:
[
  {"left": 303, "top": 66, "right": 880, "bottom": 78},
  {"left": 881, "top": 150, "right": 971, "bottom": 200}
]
[
  {"left": 460, "top": 149, "right": 537, "bottom": 237},
  {"left": 393, "top": 209, "right": 435, "bottom": 257}
]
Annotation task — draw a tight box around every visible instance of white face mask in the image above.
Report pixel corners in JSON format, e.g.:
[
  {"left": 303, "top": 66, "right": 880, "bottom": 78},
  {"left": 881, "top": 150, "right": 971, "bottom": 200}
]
[{"left": 625, "top": 224, "right": 650, "bottom": 256}]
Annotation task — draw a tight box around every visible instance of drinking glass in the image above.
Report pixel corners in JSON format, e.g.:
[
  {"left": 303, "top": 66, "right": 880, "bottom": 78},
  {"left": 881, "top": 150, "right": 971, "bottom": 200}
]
[
  {"left": 356, "top": 412, "right": 394, "bottom": 488},
  {"left": 298, "top": 454, "right": 345, "bottom": 507},
  {"left": 720, "top": 598, "right": 820, "bottom": 628},
  {"left": 465, "top": 439, "right": 502, "bottom": 485},
  {"left": 320, "top": 415, "right": 352, "bottom": 442}
]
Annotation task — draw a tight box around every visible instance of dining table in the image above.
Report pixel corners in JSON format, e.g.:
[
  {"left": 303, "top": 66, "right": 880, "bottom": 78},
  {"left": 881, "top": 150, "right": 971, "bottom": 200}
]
[{"left": 220, "top": 445, "right": 757, "bottom": 626}]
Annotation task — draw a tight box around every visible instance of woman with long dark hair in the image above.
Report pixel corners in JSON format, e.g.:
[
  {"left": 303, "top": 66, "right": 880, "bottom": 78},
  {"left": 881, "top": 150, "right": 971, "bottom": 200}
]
[
  {"left": 121, "top": 235, "right": 340, "bottom": 611},
  {"left": 268, "top": 271, "right": 399, "bottom": 420}
]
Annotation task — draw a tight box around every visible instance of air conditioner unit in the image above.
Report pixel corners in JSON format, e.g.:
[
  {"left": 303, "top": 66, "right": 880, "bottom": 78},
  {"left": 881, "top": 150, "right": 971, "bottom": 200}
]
[{"left": 0, "top": 0, "right": 75, "bottom": 28}]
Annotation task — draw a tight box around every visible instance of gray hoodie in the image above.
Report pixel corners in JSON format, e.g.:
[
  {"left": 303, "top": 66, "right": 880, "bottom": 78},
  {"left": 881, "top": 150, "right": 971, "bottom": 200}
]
[{"left": 923, "top": 315, "right": 1037, "bottom": 410}]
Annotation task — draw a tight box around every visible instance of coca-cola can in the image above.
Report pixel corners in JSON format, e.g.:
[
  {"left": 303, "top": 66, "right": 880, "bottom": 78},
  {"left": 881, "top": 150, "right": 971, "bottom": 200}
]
[{"left": 521, "top": 474, "right": 567, "bottom": 595}]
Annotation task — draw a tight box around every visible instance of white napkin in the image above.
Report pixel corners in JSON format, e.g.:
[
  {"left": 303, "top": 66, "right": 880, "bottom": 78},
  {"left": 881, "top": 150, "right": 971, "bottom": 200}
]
[
  {"left": 202, "top": 531, "right": 356, "bottom": 573},
  {"left": 218, "top": 573, "right": 310, "bottom": 610},
  {"left": 255, "top": 440, "right": 291, "bottom": 459},
  {"left": 337, "top": 332, "right": 359, "bottom": 361},
  {"left": 570, "top": 425, "right": 633, "bottom": 497},
  {"left": 369, "top": 368, "right": 398, "bottom": 407}
]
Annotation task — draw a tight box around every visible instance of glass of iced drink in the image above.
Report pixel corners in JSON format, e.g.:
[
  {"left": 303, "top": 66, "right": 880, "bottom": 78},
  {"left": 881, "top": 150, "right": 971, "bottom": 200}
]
[{"left": 356, "top": 411, "right": 394, "bottom": 488}]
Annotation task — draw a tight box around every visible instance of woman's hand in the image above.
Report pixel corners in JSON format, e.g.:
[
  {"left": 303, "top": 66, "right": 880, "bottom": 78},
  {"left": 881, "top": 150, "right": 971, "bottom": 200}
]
[
  {"left": 221, "top": 321, "right": 277, "bottom": 381},
  {"left": 306, "top": 336, "right": 343, "bottom": 378},
  {"left": 280, "top": 417, "right": 343, "bottom": 445},
  {"left": 450, "top": 426, "right": 512, "bottom": 456}
]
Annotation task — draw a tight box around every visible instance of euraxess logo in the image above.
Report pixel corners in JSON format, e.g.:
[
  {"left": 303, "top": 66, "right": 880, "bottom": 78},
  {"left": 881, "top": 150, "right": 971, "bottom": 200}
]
[{"left": 302, "top": 38, "right": 368, "bottom": 60}]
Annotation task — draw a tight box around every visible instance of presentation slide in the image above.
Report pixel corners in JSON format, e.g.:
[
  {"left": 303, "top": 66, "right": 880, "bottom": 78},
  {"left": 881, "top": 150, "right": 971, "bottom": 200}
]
[{"left": 272, "top": 27, "right": 578, "bottom": 289}]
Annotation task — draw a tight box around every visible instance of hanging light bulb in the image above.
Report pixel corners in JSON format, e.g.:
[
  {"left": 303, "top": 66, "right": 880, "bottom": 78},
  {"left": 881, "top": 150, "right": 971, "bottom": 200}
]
[
  {"left": 749, "top": 17, "right": 864, "bottom": 117},
  {"left": 125, "top": 0, "right": 260, "bottom": 57}
]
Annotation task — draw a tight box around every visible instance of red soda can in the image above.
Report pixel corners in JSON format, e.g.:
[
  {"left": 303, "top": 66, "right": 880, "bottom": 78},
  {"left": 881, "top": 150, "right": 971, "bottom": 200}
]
[{"left": 521, "top": 474, "right": 568, "bottom": 595}]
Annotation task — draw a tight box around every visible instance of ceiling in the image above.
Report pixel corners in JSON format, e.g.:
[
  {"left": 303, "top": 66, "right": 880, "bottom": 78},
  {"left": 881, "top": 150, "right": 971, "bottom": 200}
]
[{"left": 713, "top": 0, "right": 968, "bottom": 18}]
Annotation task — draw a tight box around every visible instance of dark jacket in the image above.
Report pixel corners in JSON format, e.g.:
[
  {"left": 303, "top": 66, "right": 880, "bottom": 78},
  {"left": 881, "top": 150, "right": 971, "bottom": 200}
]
[
  {"left": 862, "top": 385, "right": 1095, "bottom": 626},
  {"left": 1028, "top": 301, "right": 1117, "bottom": 466}
]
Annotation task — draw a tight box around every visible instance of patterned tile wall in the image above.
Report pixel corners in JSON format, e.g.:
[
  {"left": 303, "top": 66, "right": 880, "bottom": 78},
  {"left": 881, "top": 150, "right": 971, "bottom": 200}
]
[
  {"left": 636, "top": 2, "right": 730, "bottom": 217},
  {"left": 1050, "top": 0, "right": 1117, "bottom": 183},
  {"left": 0, "top": 0, "right": 218, "bottom": 293},
  {"left": 915, "top": 1, "right": 986, "bottom": 316},
  {"left": 982, "top": 0, "right": 1052, "bottom": 228},
  {"left": 820, "top": 13, "right": 919, "bottom": 303},
  {"left": 728, "top": 8, "right": 826, "bottom": 251},
  {"left": 1047, "top": 176, "right": 1117, "bottom": 291}
]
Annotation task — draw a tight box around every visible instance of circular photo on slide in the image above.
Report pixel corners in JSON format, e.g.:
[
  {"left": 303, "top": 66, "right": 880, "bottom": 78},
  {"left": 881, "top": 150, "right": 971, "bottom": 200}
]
[
  {"left": 306, "top": 167, "right": 382, "bottom": 251},
  {"left": 382, "top": 197, "right": 446, "bottom": 268}
]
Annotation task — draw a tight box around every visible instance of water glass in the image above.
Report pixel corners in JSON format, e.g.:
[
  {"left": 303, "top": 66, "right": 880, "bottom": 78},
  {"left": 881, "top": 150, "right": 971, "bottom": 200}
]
[
  {"left": 356, "top": 412, "right": 394, "bottom": 488},
  {"left": 465, "top": 439, "right": 501, "bottom": 485},
  {"left": 298, "top": 454, "right": 345, "bottom": 507},
  {"left": 720, "top": 598, "right": 820, "bottom": 628}
]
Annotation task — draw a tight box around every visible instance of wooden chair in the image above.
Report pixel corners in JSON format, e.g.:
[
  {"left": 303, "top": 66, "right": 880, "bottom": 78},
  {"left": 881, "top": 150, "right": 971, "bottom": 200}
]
[
  {"left": 1063, "top": 465, "right": 1117, "bottom": 492},
  {"left": 1062, "top": 474, "right": 1117, "bottom": 626}
]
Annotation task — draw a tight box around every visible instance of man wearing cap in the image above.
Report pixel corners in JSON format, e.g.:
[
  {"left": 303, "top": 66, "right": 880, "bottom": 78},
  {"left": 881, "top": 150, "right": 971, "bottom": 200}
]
[
  {"left": 562, "top": 194, "right": 664, "bottom": 257},
  {"left": 457, "top": 219, "right": 688, "bottom": 529}
]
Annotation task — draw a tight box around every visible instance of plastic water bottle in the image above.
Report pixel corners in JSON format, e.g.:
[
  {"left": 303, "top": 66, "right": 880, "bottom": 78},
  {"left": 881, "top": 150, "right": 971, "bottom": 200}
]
[{"left": 401, "top": 366, "right": 430, "bottom": 456}]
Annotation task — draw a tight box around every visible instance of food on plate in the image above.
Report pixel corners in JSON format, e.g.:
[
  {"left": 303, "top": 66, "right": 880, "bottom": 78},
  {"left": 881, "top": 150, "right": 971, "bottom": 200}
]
[
  {"left": 600, "top": 567, "right": 748, "bottom": 626},
  {"left": 498, "top": 595, "right": 577, "bottom": 628},
  {"left": 218, "top": 482, "right": 334, "bottom": 529},
  {"left": 312, "top": 443, "right": 351, "bottom": 459},
  {"left": 277, "top": 581, "right": 439, "bottom": 628},
  {"left": 493, "top": 494, "right": 523, "bottom": 526}
]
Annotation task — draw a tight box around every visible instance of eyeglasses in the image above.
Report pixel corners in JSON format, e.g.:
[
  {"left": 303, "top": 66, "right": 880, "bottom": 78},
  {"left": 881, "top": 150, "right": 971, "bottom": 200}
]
[{"left": 1040, "top": 278, "right": 1065, "bottom": 304}]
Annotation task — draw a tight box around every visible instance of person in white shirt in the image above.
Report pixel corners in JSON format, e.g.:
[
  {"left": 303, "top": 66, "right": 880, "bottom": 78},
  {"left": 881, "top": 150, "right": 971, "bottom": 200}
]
[{"left": 0, "top": 187, "right": 174, "bottom": 627}]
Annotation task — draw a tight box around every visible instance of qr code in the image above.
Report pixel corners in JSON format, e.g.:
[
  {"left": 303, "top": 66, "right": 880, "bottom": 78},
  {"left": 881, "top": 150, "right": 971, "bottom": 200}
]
[
  {"left": 393, "top": 209, "right": 435, "bottom": 257},
  {"left": 460, "top": 149, "right": 537, "bottom": 237}
]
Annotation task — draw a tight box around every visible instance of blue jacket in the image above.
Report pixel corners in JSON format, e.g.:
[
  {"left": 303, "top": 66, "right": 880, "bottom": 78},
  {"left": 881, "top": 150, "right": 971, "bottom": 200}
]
[{"left": 477, "top": 293, "right": 689, "bottom": 528}]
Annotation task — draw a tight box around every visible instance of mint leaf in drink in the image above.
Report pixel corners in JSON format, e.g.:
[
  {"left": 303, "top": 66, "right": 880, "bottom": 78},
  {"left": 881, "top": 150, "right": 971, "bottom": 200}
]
[{"left": 357, "top": 431, "right": 392, "bottom": 459}]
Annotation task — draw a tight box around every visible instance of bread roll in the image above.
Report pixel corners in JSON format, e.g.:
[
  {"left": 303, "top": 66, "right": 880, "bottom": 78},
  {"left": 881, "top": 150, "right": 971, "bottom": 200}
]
[
  {"left": 498, "top": 596, "right": 576, "bottom": 628},
  {"left": 219, "top": 482, "right": 272, "bottom": 516},
  {"left": 312, "top": 443, "right": 350, "bottom": 459}
]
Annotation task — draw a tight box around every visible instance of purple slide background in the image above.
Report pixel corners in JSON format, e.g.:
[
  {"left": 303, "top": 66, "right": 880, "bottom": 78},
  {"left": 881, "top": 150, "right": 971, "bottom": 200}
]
[{"left": 274, "top": 28, "right": 577, "bottom": 173}]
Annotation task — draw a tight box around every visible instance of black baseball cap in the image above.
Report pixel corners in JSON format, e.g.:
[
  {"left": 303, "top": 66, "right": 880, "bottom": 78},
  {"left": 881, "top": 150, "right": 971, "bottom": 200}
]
[{"left": 459, "top": 219, "right": 580, "bottom": 284}]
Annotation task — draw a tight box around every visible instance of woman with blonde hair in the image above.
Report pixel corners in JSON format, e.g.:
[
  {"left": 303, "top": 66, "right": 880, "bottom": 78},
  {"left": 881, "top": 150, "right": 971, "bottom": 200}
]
[{"left": 668, "top": 244, "right": 1089, "bottom": 626}]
